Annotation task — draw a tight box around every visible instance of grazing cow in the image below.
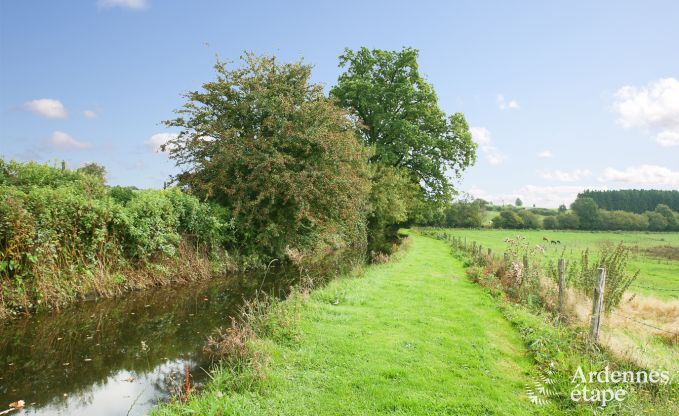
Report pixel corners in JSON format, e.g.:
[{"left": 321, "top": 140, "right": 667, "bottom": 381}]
[
  {"left": 550, "top": 240, "right": 557, "bottom": 244},
  {"left": 556, "top": 240, "right": 561, "bottom": 244},
  {"left": 542, "top": 236, "right": 549, "bottom": 242}
]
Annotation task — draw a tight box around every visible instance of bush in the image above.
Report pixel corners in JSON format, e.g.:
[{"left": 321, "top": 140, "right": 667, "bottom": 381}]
[
  {"left": 491, "top": 210, "right": 525, "bottom": 229},
  {"left": 0, "top": 159, "right": 229, "bottom": 316},
  {"left": 556, "top": 212, "right": 579, "bottom": 229},
  {"left": 542, "top": 216, "right": 558, "bottom": 230}
]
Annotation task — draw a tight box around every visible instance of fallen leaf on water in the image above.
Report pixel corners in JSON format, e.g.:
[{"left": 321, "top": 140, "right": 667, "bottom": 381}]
[
  {"left": 124, "top": 376, "right": 135, "bottom": 383},
  {"left": 63, "top": 363, "right": 70, "bottom": 366},
  {"left": 83, "top": 358, "right": 92, "bottom": 362},
  {"left": 9, "top": 400, "right": 25, "bottom": 409}
]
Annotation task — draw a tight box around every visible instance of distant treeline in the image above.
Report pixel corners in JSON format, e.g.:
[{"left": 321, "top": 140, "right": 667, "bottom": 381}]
[{"left": 578, "top": 189, "right": 679, "bottom": 214}]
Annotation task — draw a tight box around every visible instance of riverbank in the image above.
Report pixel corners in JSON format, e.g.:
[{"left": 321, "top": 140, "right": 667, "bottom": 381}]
[{"left": 154, "top": 233, "right": 559, "bottom": 415}]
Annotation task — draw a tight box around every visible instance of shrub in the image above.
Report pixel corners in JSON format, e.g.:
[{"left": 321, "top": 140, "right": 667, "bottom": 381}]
[
  {"left": 491, "top": 210, "right": 525, "bottom": 229},
  {"left": 556, "top": 212, "right": 579, "bottom": 229}
]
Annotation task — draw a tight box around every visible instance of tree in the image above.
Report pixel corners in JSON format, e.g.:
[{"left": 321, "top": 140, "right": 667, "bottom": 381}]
[
  {"left": 516, "top": 209, "right": 540, "bottom": 229},
  {"left": 645, "top": 211, "right": 668, "bottom": 231},
  {"left": 163, "top": 54, "right": 371, "bottom": 258},
  {"left": 654, "top": 204, "right": 678, "bottom": 230},
  {"left": 330, "top": 47, "right": 476, "bottom": 203},
  {"left": 77, "top": 163, "right": 107, "bottom": 182},
  {"left": 492, "top": 210, "right": 525, "bottom": 229},
  {"left": 557, "top": 212, "right": 580, "bottom": 229},
  {"left": 543, "top": 216, "right": 558, "bottom": 230},
  {"left": 570, "top": 197, "right": 601, "bottom": 230},
  {"left": 515, "top": 198, "right": 523, "bottom": 207},
  {"left": 558, "top": 204, "right": 567, "bottom": 213}
]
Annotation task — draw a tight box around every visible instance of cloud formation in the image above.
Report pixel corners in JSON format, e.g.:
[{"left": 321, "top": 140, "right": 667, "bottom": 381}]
[
  {"left": 144, "top": 133, "right": 178, "bottom": 154},
  {"left": 537, "top": 150, "right": 553, "bottom": 158},
  {"left": 539, "top": 169, "right": 591, "bottom": 182},
  {"left": 613, "top": 77, "right": 679, "bottom": 146},
  {"left": 470, "top": 127, "right": 506, "bottom": 165},
  {"left": 48, "top": 131, "right": 92, "bottom": 150},
  {"left": 23, "top": 98, "right": 68, "bottom": 119},
  {"left": 97, "top": 0, "right": 148, "bottom": 10},
  {"left": 497, "top": 94, "right": 520, "bottom": 110},
  {"left": 467, "top": 185, "right": 604, "bottom": 208},
  {"left": 600, "top": 164, "right": 679, "bottom": 186},
  {"left": 83, "top": 110, "right": 98, "bottom": 119}
]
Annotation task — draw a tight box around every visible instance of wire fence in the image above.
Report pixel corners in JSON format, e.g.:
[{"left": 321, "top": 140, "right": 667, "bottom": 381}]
[
  {"left": 630, "top": 284, "right": 679, "bottom": 292},
  {"left": 609, "top": 310, "right": 679, "bottom": 340}
]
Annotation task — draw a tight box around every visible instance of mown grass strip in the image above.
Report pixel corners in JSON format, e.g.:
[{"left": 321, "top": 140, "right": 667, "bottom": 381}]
[{"left": 154, "top": 233, "right": 558, "bottom": 415}]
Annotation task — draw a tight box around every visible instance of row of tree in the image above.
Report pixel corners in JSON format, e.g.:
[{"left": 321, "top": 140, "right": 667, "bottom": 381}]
[
  {"left": 490, "top": 197, "right": 679, "bottom": 231},
  {"left": 578, "top": 189, "right": 679, "bottom": 214},
  {"left": 164, "top": 49, "right": 477, "bottom": 258}
]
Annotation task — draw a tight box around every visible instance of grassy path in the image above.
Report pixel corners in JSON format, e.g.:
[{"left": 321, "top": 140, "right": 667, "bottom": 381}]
[{"left": 157, "top": 233, "right": 559, "bottom": 415}]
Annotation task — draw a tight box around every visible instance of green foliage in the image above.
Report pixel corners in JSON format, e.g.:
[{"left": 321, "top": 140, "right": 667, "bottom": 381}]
[
  {"left": 76, "top": 163, "right": 107, "bottom": 182},
  {"left": 570, "top": 197, "right": 601, "bottom": 230},
  {"left": 0, "top": 159, "right": 228, "bottom": 316},
  {"left": 542, "top": 216, "right": 558, "bottom": 230},
  {"left": 557, "top": 204, "right": 567, "bottom": 213},
  {"left": 600, "top": 210, "right": 649, "bottom": 231},
  {"left": 515, "top": 197, "right": 523, "bottom": 207},
  {"left": 516, "top": 209, "right": 541, "bottom": 229},
  {"left": 491, "top": 210, "right": 525, "bottom": 229},
  {"left": 566, "top": 243, "right": 639, "bottom": 311},
  {"left": 164, "top": 54, "right": 371, "bottom": 259},
  {"left": 579, "top": 189, "right": 679, "bottom": 213},
  {"left": 366, "top": 165, "right": 418, "bottom": 252},
  {"left": 556, "top": 212, "right": 580, "bottom": 229},
  {"left": 654, "top": 204, "right": 678, "bottom": 230},
  {"left": 330, "top": 47, "right": 476, "bottom": 203},
  {"left": 645, "top": 211, "right": 669, "bottom": 231},
  {"left": 444, "top": 200, "right": 484, "bottom": 228}
]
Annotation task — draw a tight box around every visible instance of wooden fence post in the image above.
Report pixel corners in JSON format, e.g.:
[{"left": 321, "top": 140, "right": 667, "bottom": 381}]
[
  {"left": 589, "top": 268, "right": 606, "bottom": 343},
  {"left": 503, "top": 252, "right": 509, "bottom": 263},
  {"left": 557, "top": 259, "right": 566, "bottom": 319},
  {"left": 487, "top": 248, "right": 492, "bottom": 260}
]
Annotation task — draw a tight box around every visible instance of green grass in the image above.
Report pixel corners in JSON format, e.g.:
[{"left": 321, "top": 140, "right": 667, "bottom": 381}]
[
  {"left": 427, "top": 228, "right": 679, "bottom": 300},
  {"left": 154, "top": 233, "right": 558, "bottom": 415}
]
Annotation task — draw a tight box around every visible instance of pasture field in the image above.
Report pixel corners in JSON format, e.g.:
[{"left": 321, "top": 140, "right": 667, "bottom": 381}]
[{"left": 427, "top": 228, "right": 679, "bottom": 300}]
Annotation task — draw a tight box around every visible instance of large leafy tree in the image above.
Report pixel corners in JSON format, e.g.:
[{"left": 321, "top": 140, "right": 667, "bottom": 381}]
[
  {"left": 163, "top": 54, "right": 371, "bottom": 258},
  {"left": 330, "top": 47, "right": 476, "bottom": 202}
]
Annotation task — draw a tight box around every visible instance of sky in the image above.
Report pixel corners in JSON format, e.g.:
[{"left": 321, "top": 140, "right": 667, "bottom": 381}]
[{"left": 1, "top": 0, "right": 678, "bottom": 207}]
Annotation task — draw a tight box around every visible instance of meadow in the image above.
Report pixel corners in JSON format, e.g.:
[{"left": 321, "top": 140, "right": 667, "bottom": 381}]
[{"left": 426, "top": 228, "right": 679, "bottom": 300}]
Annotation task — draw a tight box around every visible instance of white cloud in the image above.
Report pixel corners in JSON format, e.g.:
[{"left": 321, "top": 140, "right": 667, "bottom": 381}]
[
  {"left": 467, "top": 185, "right": 605, "bottom": 208},
  {"left": 539, "top": 169, "right": 591, "bottom": 182},
  {"left": 97, "top": 0, "right": 148, "bottom": 10},
  {"left": 470, "top": 127, "right": 507, "bottom": 166},
  {"left": 613, "top": 77, "right": 679, "bottom": 147},
  {"left": 83, "top": 110, "right": 98, "bottom": 119},
  {"left": 48, "top": 131, "right": 92, "bottom": 150},
  {"left": 600, "top": 164, "right": 679, "bottom": 186},
  {"left": 23, "top": 98, "right": 67, "bottom": 119},
  {"left": 144, "top": 133, "right": 178, "bottom": 154},
  {"left": 537, "top": 150, "right": 553, "bottom": 158},
  {"left": 497, "top": 94, "right": 520, "bottom": 110}
]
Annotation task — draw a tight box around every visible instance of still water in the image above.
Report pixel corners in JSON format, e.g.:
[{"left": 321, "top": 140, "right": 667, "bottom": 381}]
[{"left": 0, "top": 260, "right": 332, "bottom": 415}]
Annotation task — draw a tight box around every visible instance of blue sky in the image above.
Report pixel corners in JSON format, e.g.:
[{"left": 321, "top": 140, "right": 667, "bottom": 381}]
[{"left": 1, "top": 0, "right": 678, "bottom": 207}]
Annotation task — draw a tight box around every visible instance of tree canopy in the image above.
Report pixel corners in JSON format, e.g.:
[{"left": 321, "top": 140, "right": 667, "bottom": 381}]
[
  {"left": 164, "top": 54, "right": 371, "bottom": 258},
  {"left": 330, "top": 47, "right": 476, "bottom": 202}
]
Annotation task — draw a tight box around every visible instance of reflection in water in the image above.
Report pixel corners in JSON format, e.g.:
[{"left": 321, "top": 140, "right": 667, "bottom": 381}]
[{"left": 0, "top": 251, "right": 360, "bottom": 415}]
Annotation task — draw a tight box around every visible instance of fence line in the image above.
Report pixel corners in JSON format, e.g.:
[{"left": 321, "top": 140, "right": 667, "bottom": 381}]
[
  {"left": 426, "top": 230, "right": 679, "bottom": 343},
  {"left": 629, "top": 284, "right": 679, "bottom": 292},
  {"left": 609, "top": 310, "right": 679, "bottom": 338}
]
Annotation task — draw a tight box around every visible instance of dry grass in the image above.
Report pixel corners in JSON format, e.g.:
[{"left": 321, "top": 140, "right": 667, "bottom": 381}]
[{"left": 555, "top": 287, "right": 679, "bottom": 371}]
